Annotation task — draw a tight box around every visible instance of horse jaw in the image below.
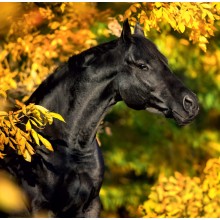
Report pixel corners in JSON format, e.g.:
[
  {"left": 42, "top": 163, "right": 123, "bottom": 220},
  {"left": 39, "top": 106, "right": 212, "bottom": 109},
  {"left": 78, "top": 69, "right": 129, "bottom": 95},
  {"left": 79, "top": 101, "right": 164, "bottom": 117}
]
[{"left": 145, "top": 107, "right": 164, "bottom": 116}]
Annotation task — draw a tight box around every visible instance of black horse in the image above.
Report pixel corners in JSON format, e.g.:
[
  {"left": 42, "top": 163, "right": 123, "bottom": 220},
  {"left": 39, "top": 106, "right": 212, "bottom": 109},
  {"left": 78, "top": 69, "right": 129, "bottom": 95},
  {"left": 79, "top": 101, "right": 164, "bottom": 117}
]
[{"left": 0, "top": 20, "right": 199, "bottom": 217}]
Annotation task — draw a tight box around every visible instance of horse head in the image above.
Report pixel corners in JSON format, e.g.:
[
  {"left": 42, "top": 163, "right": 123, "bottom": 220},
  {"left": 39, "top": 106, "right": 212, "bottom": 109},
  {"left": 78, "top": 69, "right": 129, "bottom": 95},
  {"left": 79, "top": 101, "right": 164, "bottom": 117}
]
[{"left": 115, "top": 20, "right": 199, "bottom": 126}]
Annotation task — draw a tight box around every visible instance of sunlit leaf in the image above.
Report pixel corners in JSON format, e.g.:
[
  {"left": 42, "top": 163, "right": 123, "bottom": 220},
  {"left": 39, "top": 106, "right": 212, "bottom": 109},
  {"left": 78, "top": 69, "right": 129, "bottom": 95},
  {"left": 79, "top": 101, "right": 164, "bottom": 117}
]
[
  {"left": 178, "top": 22, "right": 185, "bottom": 33},
  {"left": 0, "top": 111, "right": 8, "bottom": 116},
  {"left": 31, "top": 129, "right": 40, "bottom": 146},
  {"left": 38, "top": 134, "right": 53, "bottom": 151},
  {"left": 23, "top": 149, "right": 32, "bottom": 162},
  {"left": 25, "top": 141, "right": 35, "bottom": 156},
  {"left": 49, "top": 112, "right": 65, "bottom": 123},
  {"left": 35, "top": 105, "right": 49, "bottom": 114},
  {"left": 26, "top": 120, "right": 32, "bottom": 131}
]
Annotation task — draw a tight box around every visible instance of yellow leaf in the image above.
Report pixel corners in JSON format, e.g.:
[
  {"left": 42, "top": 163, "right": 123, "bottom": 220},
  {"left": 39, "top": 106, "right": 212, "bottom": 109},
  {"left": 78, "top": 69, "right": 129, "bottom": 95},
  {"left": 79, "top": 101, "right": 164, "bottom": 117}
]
[
  {"left": 154, "top": 8, "right": 163, "bottom": 19},
  {"left": 8, "top": 140, "right": 15, "bottom": 150},
  {"left": 32, "top": 110, "right": 42, "bottom": 122},
  {"left": 144, "top": 22, "right": 150, "bottom": 32},
  {"left": 49, "top": 112, "right": 65, "bottom": 123},
  {"left": 0, "top": 111, "right": 8, "bottom": 116},
  {"left": 60, "top": 3, "right": 66, "bottom": 13},
  {"left": 31, "top": 118, "right": 44, "bottom": 126},
  {"left": 30, "top": 119, "right": 41, "bottom": 128},
  {"left": 201, "top": 3, "right": 212, "bottom": 9},
  {"left": 3, "top": 126, "right": 9, "bottom": 135},
  {"left": 0, "top": 144, "right": 4, "bottom": 151},
  {"left": 0, "top": 152, "right": 6, "bottom": 159},
  {"left": 45, "top": 113, "right": 53, "bottom": 125},
  {"left": 0, "top": 90, "right": 7, "bottom": 98},
  {"left": 26, "top": 120, "right": 32, "bottom": 131},
  {"left": 15, "top": 100, "right": 25, "bottom": 108},
  {"left": 155, "top": 2, "right": 162, "bottom": 8},
  {"left": 124, "top": 9, "right": 132, "bottom": 19},
  {"left": 199, "top": 36, "right": 208, "bottom": 44},
  {"left": 184, "top": 12, "right": 191, "bottom": 24},
  {"left": 23, "top": 149, "right": 31, "bottom": 162},
  {"left": 50, "top": 22, "right": 60, "bottom": 30},
  {"left": 18, "top": 136, "right": 26, "bottom": 155},
  {"left": 38, "top": 134, "right": 53, "bottom": 152},
  {"left": 31, "top": 129, "right": 40, "bottom": 145},
  {"left": 8, "top": 114, "right": 15, "bottom": 129},
  {"left": 208, "top": 188, "right": 216, "bottom": 199},
  {"left": 15, "top": 130, "right": 22, "bottom": 142},
  {"left": 199, "top": 43, "right": 207, "bottom": 52},
  {"left": 4, "top": 137, "right": 9, "bottom": 145},
  {"left": 35, "top": 105, "right": 49, "bottom": 114},
  {"left": 206, "top": 10, "right": 215, "bottom": 21},
  {"left": 130, "top": 5, "right": 137, "bottom": 13},
  {"left": 0, "top": 171, "right": 28, "bottom": 212},
  {"left": 179, "top": 22, "right": 185, "bottom": 33},
  {"left": 25, "top": 141, "right": 35, "bottom": 155},
  {"left": 4, "top": 120, "right": 11, "bottom": 128},
  {"left": 9, "top": 137, "right": 17, "bottom": 145},
  {"left": 134, "top": 3, "right": 141, "bottom": 8}
]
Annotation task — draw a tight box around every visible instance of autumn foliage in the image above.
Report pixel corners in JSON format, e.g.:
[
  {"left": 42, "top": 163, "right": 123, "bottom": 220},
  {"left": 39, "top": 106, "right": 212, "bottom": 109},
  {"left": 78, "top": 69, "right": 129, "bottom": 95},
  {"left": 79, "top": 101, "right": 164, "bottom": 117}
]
[
  {"left": 124, "top": 2, "right": 220, "bottom": 52},
  {"left": 0, "top": 3, "right": 110, "bottom": 161},
  {"left": 0, "top": 2, "right": 220, "bottom": 218},
  {"left": 140, "top": 158, "right": 220, "bottom": 218}
]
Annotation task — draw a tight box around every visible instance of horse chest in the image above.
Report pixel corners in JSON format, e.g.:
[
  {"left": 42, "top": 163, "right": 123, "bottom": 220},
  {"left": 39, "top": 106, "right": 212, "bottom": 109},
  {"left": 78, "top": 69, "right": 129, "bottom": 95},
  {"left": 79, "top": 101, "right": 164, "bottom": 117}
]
[{"left": 17, "top": 148, "right": 102, "bottom": 216}]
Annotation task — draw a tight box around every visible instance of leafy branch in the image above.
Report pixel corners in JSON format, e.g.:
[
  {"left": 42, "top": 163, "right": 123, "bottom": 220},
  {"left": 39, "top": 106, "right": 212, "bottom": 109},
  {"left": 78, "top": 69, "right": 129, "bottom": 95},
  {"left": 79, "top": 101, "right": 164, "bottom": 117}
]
[
  {"left": 0, "top": 100, "right": 65, "bottom": 162},
  {"left": 123, "top": 2, "right": 220, "bottom": 52}
]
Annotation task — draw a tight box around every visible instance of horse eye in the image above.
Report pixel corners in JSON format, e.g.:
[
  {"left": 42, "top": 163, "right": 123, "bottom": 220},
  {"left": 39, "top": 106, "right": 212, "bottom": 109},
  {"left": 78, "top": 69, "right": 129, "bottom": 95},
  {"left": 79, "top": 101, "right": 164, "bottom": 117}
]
[{"left": 138, "top": 63, "right": 148, "bottom": 70}]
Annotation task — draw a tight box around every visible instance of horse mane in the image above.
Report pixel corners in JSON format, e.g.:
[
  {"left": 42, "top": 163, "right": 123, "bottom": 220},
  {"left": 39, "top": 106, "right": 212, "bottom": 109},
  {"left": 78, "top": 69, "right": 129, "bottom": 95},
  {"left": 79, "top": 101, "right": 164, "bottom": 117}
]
[{"left": 27, "top": 64, "right": 68, "bottom": 104}]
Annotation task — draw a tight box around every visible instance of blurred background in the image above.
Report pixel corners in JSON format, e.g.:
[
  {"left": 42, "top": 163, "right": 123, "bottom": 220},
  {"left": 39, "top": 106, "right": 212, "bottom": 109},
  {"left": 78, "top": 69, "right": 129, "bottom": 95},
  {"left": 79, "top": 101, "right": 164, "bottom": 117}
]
[{"left": 0, "top": 2, "right": 220, "bottom": 217}]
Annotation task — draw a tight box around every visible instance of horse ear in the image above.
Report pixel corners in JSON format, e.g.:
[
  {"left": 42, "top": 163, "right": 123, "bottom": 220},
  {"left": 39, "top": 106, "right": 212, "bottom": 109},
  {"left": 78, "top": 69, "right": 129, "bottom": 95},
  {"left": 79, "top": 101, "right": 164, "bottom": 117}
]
[
  {"left": 134, "top": 23, "right": 144, "bottom": 36},
  {"left": 120, "top": 19, "right": 132, "bottom": 42}
]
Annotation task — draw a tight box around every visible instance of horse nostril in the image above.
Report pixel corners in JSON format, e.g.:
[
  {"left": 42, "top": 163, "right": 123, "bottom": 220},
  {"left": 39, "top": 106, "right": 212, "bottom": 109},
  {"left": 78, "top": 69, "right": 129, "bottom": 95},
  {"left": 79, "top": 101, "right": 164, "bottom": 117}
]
[{"left": 183, "top": 95, "right": 195, "bottom": 113}]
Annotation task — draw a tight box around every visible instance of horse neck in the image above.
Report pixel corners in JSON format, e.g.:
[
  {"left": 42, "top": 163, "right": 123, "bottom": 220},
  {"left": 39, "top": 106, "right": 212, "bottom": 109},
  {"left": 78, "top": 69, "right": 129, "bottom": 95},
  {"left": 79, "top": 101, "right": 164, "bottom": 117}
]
[
  {"left": 66, "top": 75, "right": 117, "bottom": 151},
  {"left": 31, "top": 42, "right": 121, "bottom": 152}
]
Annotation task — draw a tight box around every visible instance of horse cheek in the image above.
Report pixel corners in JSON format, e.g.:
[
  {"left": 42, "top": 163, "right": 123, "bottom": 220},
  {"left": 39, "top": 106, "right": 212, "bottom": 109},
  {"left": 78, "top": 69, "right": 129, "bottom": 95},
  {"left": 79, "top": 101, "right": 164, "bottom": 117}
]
[{"left": 119, "top": 81, "right": 145, "bottom": 109}]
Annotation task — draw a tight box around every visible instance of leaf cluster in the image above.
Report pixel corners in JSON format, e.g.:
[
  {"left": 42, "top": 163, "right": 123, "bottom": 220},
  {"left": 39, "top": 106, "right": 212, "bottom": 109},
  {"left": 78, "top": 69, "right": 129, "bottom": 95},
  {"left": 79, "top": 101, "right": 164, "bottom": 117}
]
[
  {"left": 140, "top": 158, "right": 220, "bottom": 218},
  {"left": 0, "top": 3, "right": 110, "bottom": 99},
  {"left": 0, "top": 100, "right": 65, "bottom": 162},
  {"left": 124, "top": 2, "right": 220, "bottom": 52}
]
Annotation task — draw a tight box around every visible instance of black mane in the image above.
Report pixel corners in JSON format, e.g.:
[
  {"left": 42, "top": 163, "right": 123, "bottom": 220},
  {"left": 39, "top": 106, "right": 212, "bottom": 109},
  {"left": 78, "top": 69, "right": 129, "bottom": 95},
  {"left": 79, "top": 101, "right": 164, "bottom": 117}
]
[{"left": 27, "top": 64, "right": 68, "bottom": 105}]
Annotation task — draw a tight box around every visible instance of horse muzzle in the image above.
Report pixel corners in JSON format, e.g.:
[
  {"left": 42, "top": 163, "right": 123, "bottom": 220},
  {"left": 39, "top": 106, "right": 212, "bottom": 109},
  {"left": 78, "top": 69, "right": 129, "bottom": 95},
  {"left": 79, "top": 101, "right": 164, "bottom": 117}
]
[{"left": 171, "top": 93, "right": 200, "bottom": 126}]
